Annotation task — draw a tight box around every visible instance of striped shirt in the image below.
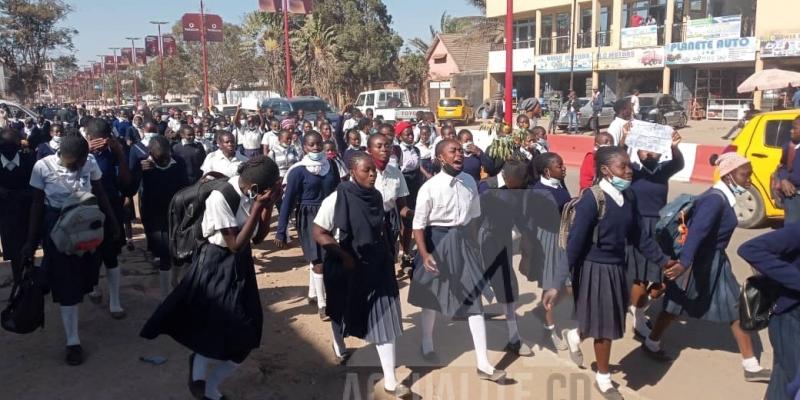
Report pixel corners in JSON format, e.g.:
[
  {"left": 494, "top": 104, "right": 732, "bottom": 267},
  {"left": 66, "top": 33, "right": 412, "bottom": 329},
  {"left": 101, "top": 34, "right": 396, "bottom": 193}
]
[{"left": 269, "top": 143, "right": 299, "bottom": 177}]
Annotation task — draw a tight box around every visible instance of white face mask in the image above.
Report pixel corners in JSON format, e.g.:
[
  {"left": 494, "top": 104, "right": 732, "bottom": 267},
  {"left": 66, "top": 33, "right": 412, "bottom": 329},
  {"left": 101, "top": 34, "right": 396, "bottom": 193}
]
[{"left": 144, "top": 132, "right": 158, "bottom": 140}]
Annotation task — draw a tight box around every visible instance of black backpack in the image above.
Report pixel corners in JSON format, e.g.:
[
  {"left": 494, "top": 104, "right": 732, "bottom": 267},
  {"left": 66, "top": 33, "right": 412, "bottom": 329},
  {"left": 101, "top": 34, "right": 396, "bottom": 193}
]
[
  {"left": 1, "top": 260, "right": 44, "bottom": 334},
  {"left": 168, "top": 172, "right": 241, "bottom": 262}
]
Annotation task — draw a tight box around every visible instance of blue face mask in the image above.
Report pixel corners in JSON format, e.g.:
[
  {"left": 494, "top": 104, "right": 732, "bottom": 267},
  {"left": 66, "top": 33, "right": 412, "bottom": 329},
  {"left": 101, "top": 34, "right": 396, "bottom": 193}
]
[
  {"left": 727, "top": 179, "right": 747, "bottom": 196},
  {"left": 307, "top": 151, "right": 324, "bottom": 162},
  {"left": 609, "top": 175, "right": 631, "bottom": 191}
]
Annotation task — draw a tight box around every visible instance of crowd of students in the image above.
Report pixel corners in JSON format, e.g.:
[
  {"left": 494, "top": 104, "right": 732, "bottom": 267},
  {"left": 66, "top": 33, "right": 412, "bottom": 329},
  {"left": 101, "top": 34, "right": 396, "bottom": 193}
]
[{"left": 0, "top": 100, "right": 798, "bottom": 400}]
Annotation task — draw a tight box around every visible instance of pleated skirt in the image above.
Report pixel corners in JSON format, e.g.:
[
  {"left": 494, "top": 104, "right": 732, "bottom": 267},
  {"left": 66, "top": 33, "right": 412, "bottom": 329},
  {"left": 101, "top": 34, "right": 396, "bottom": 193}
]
[
  {"left": 626, "top": 216, "right": 663, "bottom": 284},
  {"left": 0, "top": 193, "right": 30, "bottom": 262},
  {"left": 767, "top": 306, "right": 800, "bottom": 400},
  {"left": 140, "top": 243, "right": 263, "bottom": 363},
  {"left": 574, "top": 260, "right": 628, "bottom": 340},
  {"left": 662, "top": 250, "right": 740, "bottom": 322},
  {"left": 297, "top": 204, "right": 324, "bottom": 264},
  {"left": 538, "top": 228, "right": 569, "bottom": 290},
  {"left": 408, "top": 226, "right": 493, "bottom": 317},
  {"left": 41, "top": 207, "right": 98, "bottom": 306},
  {"left": 478, "top": 227, "right": 518, "bottom": 303},
  {"left": 363, "top": 295, "right": 404, "bottom": 344}
]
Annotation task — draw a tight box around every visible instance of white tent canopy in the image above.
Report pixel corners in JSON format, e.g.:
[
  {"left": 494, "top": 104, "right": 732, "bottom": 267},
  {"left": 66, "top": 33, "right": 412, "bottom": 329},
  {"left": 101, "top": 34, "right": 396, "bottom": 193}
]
[{"left": 737, "top": 68, "right": 800, "bottom": 93}]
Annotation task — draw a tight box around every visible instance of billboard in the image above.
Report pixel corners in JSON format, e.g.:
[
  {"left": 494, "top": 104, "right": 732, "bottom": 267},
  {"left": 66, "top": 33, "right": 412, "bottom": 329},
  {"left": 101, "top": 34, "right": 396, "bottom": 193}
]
[
  {"left": 760, "top": 33, "right": 800, "bottom": 58},
  {"left": 162, "top": 35, "right": 177, "bottom": 57},
  {"left": 535, "top": 53, "right": 593, "bottom": 73},
  {"left": 598, "top": 48, "right": 665, "bottom": 70},
  {"left": 258, "top": 0, "right": 313, "bottom": 14},
  {"left": 686, "top": 15, "right": 742, "bottom": 41},
  {"left": 145, "top": 35, "right": 160, "bottom": 57},
  {"left": 666, "top": 37, "right": 756, "bottom": 65},
  {"left": 620, "top": 25, "right": 658, "bottom": 49},
  {"left": 182, "top": 13, "right": 224, "bottom": 42}
]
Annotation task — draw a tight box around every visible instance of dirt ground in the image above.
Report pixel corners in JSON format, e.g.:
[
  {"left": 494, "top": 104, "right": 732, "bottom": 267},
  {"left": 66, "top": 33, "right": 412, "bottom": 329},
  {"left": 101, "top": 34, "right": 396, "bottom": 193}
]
[{"left": 0, "top": 170, "right": 774, "bottom": 400}]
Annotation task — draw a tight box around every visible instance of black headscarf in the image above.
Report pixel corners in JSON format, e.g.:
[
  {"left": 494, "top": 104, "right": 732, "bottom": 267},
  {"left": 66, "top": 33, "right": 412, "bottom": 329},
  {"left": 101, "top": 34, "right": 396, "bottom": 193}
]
[{"left": 333, "top": 180, "right": 385, "bottom": 248}]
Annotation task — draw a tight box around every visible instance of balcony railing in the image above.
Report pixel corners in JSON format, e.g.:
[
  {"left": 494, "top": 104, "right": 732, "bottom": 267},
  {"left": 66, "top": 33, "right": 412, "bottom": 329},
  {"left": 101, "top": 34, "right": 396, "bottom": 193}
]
[
  {"left": 670, "top": 16, "right": 754, "bottom": 43},
  {"left": 671, "top": 23, "right": 685, "bottom": 43},
  {"left": 576, "top": 31, "right": 592, "bottom": 48},
  {"left": 538, "top": 37, "right": 553, "bottom": 55},
  {"left": 555, "top": 35, "right": 570, "bottom": 53},
  {"left": 490, "top": 39, "right": 536, "bottom": 51},
  {"left": 596, "top": 30, "right": 612, "bottom": 47}
]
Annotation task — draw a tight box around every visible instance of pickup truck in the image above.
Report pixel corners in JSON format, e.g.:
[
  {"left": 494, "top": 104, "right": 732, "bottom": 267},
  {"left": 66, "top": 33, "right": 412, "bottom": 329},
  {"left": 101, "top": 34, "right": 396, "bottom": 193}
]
[{"left": 354, "top": 89, "right": 428, "bottom": 123}]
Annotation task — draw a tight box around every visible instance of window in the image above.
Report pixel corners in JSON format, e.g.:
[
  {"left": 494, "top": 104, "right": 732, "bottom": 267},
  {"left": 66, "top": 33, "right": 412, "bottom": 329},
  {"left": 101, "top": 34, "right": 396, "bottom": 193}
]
[
  {"left": 513, "top": 19, "right": 535, "bottom": 48},
  {"left": 365, "top": 93, "right": 375, "bottom": 107},
  {"left": 355, "top": 94, "right": 365, "bottom": 107},
  {"left": 434, "top": 55, "right": 447, "bottom": 64},
  {"left": 439, "top": 99, "right": 463, "bottom": 107},
  {"left": 764, "top": 120, "right": 794, "bottom": 149}
]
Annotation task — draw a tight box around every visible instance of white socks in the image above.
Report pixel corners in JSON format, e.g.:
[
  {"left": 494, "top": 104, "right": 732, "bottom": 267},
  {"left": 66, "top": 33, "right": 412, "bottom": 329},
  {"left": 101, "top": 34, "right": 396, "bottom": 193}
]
[
  {"left": 331, "top": 320, "right": 347, "bottom": 357},
  {"left": 504, "top": 302, "right": 520, "bottom": 343},
  {"left": 312, "top": 271, "right": 326, "bottom": 308},
  {"left": 193, "top": 354, "right": 209, "bottom": 381},
  {"left": 566, "top": 328, "right": 581, "bottom": 351},
  {"left": 107, "top": 267, "right": 123, "bottom": 313},
  {"left": 742, "top": 357, "right": 763, "bottom": 372},
  {"left": 596, "top": 372, "right": 613, "bottom": 392},
  {"left": 645, "top": 337, "right": 661, "bottom": 352},
  {"left": 59, "top": 305, "right": 80, "bottom": 346},
  {"left": 376, "top": 341, "right": 398, "bottom": 391},
  {"left": 420, "top": 309, "right": 436, "bottom": 354},
  {"left": 159, "top": 270, "right": 172, "bottom": 300},
  {"left": 307, "top": 265, "right": 315, "bottom": 299},
  {"left": 467, "top": 314, "right": 494, "bottom": 375},
  {"left": 630, "top": 304, "right": 650, "bottom": 337},
  {"left": 205, "top": 360, "right": 239, "bottom": 400}
]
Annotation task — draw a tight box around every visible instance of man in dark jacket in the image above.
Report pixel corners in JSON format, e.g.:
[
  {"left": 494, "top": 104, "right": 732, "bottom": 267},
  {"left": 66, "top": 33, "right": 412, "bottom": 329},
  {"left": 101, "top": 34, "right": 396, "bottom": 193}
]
[{"left": 590, "top": 87, "right": 604, "bottom": 135}]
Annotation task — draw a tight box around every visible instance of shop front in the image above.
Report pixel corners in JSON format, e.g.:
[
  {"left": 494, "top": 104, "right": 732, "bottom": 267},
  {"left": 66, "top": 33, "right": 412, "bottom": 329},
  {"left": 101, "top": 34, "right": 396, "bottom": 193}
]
[
  {"left": 597, "top": 47, "right": 666, "bottom": 100},
  {"left": 759, "top": 33, "right": 800, "bottom": 110},
  {"left": 536, "top": 52, "right": 593, "bottom": 98}
]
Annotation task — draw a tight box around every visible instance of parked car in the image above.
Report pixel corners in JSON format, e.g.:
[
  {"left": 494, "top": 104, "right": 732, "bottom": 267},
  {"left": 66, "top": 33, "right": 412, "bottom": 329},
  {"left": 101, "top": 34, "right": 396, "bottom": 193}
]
[
  {"left": 0, "top": 99, "right": 40, "bottom": 121},
  {"left": 436, "top": 97, "right": 474, "bottom": 125},
  {"left": 354, "top": 89, "right": 428, "bottom": 122},
  {"left": 261, "top": 96, "right": 340, "bottom": 126},
  {"left": 556, "top": 98, "right": 615, "bottom": 131},
  {"left": 715, "top": 109, "right": 800, "bottom": 228},
  {"left": 212, "top": 104, "right": 239, "bottom": 118},
  {"left": 628, "top": 93, "right": 688, "bottom": 128}
]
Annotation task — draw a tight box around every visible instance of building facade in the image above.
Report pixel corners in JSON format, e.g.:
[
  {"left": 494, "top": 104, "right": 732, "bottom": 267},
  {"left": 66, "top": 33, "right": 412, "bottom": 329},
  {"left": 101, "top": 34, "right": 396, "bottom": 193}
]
[
  {"left": 487, "top": 0, "right": 800, "bottom": 118},
  {"left": 426, "top": 33, "right": 491, "bottom": 111}
]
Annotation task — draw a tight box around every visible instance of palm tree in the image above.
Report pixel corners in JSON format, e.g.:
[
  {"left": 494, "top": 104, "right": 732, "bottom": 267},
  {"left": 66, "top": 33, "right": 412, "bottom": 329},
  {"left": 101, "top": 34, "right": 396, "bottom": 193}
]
[
  {"left": 242, "top": 11, "right": 288, "bottom": 94},
  {"left": 409, "top": 11, "right": 470, "bottom": 54},
  {"left": 291, "top": 14, "right": 338, "bottom": 100},
  {"left": 465, "top": 0, "right": 486, "bottom": 12}
]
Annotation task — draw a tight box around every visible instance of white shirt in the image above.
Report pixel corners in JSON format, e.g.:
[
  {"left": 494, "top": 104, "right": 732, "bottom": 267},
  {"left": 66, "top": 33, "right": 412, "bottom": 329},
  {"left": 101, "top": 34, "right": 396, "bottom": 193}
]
[
  {"left": 606, "top": 117, "right": 628, "bottom": 146},
  {"left": 313, "top": 191, "right": 342, "bottom": 241},
  {"left": 399, "top": 143, "right": 420, "bottom": 172},
  {"left": 631, "top": 95, "right": 640, "bottom": 115},
  {"left": 200, "top": 150, "right": 249, "bottom": 177},
  {"left": 343, "top": 118, "right": 358, "bottom": 132},
  {"left": 1, "top": 152, "right": 19, "bottom": 171},
  {"left": 415, "top": 143, "right": 432, "bottom": 160},
  {"left": 712, "top": 181, "right": 737, "bottom": 207},
  {"left": 201, "top": 175, "right": 256, "bottom": 247},
  {"left": 598, "top": 178, "right": 624, "bottom": 207},
  {"left": 30, "top": 154, "right": 103, "bottom": 208},
  {"left": 412, "top": 171, "right": 480, "bottom": 230},
  {"left": 168, "top": 118, "right": 181, "bottom": 133},
  {"left": 236, "top": 126, "right": 264, "bottom": 150},
  {"left": 375, "top": 165, "right": 410, "bottom": 212},
  {"left": 261, "top": 131, "right": 280, "bottom": 149},
  {"left": 539, "top": 176, "right": 562, "bottom": 189},
  {"left": 359, "top": 131, "right": 369, "bottom": 149}
]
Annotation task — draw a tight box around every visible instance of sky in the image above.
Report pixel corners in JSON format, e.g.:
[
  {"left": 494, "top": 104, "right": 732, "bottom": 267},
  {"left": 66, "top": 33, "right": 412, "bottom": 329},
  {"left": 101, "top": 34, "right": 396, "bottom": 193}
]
[{"left": 63, "top": 0, "right": 480, "bottom": 67}]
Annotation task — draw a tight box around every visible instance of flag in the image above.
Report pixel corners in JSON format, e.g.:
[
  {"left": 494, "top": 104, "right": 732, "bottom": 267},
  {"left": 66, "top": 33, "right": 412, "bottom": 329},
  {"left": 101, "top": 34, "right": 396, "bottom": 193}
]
[
  {"left": 258, "top": 0, "right": 313, "bottom": 13},
  {"left": 135, "top": 48, "right": 147, "bottom": 65},
  {"left": 182, "top": 13, "right": 224, "bottom": 42},
  {"left": 145, "top": 35, "right": 160, "bottom": 57},
  {"left": 120, "top": 48, "right": 133, "bottom": 65},
  {"left": 162, "top": 35, "right": 177, "bottom": 57}
]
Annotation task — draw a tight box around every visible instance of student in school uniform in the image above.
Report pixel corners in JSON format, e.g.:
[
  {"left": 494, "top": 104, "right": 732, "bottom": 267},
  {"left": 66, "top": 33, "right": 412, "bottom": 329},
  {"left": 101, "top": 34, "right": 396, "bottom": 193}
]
[
  {"left": 398, "top": 126, "right": 423, "bottom": 276},
  {"left": 579, "top": 132, "right": 613, "bottom": 192},
  {"left": 172, "top": 125, "right": 207, "bottom": 184},
  {"left": 542, "top": 146, "right": 673, "bottom": 399},
  {"left": 458, "top": 129, "right": 496, "bottom": 182},
  {"left": 408, "top": 138, "right": 507, "bottom": 383},
  {"left": 275, "top": 131, "right": 341, "bottom": 320},
  {"left": 131, "top": 136, "right": 190, "bottom": 298},
  {"left": 645, "top": 153, "right": 772, "bottom": 382},
  {"left": 83, "top": 118, "right": 131, "bottom": 319},
  {"left": 22, "top": 135, "right": 121, "bottom": 366},
  {"left": 626, "top": 131, "right": 684, "bottom": 339},
  {"left": 260, "top": 119, "right": 282, "bottom": 156},
  {"left": 476, "top": 160, "right": 534, "bottom": 356},
  {"left": 233, "top": 109, "right": 264, "bottom": 158},
  {"left": 268, "top": 129, "right": 300, "bottom": 179},
  {"left": 739, "top": 223, "right": 800, "bottom": 400},
  {"left": 319, "top": 122, "right": 337, "bottom": 153},
  {"left": 0, "top": 128, "right": 36, "bottom": 281},
  {"left": 36, "top": 123, "right": 64, "bottom": 160},
  {"left": 367, "top": 133, "right": 412, "bottom": 277},
  {"left": 312, "top": 153, "right": 411, "bottom": 399},
  {"left": 324, "top": 140, "right": 348, "bottom": 181},
  {"left": 415, "top": 126, "right": 434, "bottom": 179},
  {"left": 141, "top": 157, "right": 281, "bottom": 400},
  {"left": 201, "top": 131, "right": 249, "bottom": 178},
  {"left": 776, "top": 116, "right": 800, "bottom": 223},
  {"left": 343, "top": 130, "right": 363, "bottom": 167}
]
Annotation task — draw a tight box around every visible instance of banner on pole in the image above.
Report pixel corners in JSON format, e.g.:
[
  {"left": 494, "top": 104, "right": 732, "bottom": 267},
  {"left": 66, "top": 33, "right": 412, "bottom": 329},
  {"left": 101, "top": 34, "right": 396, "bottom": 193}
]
[
  {"left": 135, "top": 48, "right": 147, "bottom": 65},
  {"left": 205, "top": 14, "right": 223, "bottom": 42},
  {"left": 258, "top": 0, "right": 313, "bottom": 14},
  {"left": 182, "top": 13, "right": 224, "bottom": 42},
  {"left": 145, "top": 35, "right": 160, "bottom": 57},
  {"left": 162, "top": 35, "right": 177, "bottom": 56},
  {"left": 116, "top": 56, "right": 128, "bottom": 71},
  {"left": 104, "top": 55, "right": 116, "bottom": 71},
  {"left": 93, "top": 63, "right": 102, "bottom": 76},
  {"left": 120, "top": 48, "right": 133, "bottom": 65}
]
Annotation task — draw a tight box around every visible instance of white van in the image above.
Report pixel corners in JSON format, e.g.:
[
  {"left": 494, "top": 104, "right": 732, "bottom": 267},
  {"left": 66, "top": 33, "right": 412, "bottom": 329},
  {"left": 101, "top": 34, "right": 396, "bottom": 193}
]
[{"left": 354, "top": 89, "right": 428, "bottom": 122}]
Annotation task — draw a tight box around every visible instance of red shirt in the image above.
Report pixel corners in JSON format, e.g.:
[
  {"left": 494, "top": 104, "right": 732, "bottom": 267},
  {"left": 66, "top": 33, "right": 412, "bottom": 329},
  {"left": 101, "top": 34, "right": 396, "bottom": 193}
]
[
  {"left": 630, "top": 14, "right": 643, "bottom": 27},
  {"left": 579, "top": 151, "right": 595, "bottom": 191}
]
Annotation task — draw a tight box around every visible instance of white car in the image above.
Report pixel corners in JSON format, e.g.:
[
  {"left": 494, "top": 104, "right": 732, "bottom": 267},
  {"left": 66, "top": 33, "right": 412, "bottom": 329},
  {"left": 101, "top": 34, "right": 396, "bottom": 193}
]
[
  {"left": 0, "top": 99, "right": 40, "bottom": 121},
  {"left": 354, "top": 89, "right": 428, "bottom": 122}
]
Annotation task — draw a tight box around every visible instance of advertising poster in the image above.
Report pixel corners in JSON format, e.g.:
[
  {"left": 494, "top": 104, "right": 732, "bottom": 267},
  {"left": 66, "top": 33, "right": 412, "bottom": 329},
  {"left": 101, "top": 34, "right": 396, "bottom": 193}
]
[
  {"left": 760, "top": 33, "right": 800, "bottom": 58},
  {"left": 621, "top": 25, "right": 658, "bottom": 49},
  {"left": 665, "top": 37, "right": 756, "bottom": 65},
  {"left": 686, "top": 15, "right": 742, "bottom": 41},
  {"left": 535, "top": 53, "right": 592, "bottom": 73},
  {"left": 598, "top": 48, "right": 665, "bottom": 70}
]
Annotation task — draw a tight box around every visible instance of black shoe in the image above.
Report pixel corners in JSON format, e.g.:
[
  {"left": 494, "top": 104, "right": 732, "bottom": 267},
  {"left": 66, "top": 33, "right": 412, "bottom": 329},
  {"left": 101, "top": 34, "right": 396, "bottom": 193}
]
[
  {"left": 307, "top": 297, "right": 317, "bottom": 306},
  {"left": 420, "top": 347, "right": 440, "bottom": 364},
  {"left": 744, "top": 368, "right": 772, "bottom": 382},
  {"left": 640, "top": 343, "right": 673, "bottom": 363},
  {"left": 476, "top": 368, "right": 506, "bottom": 382},
  {"left": 505, "top": 340, "right": 533, "bottom": 357},
  {"left": 66, "top": 345, "right": 83, "bottom": 366},
  {"left": 332, "top": 345, "right": 351, "bottom": 365},
  {"left": 188, "top": 353, "right": 206, "bottom": 399},
  {"left": 203, "top": 396, "right": 228, "bottom": 400},
  {"left": 88, "top": 292, "right": 102, "bottom": 305}
]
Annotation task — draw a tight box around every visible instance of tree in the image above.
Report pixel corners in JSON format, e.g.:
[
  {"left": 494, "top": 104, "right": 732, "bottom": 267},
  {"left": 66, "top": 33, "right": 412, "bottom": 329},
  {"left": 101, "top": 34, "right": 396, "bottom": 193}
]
[
  {"left": 291, "top": 14, "right": 337, "bottom": 98},
  {"left": 0, "top": 0, "right": 76, "bottom": 102},
  {"left": 205, "top": 23, "right": 260, "bottom": 103},
  {"left": 409, "top": 12, "right": 484, "bottom": 54},
  {"left": 396, "top": 50, "right": 427, "bottom": 105},
  {"left": 465, "top": 0, "right": 486, "bottom": 12}
]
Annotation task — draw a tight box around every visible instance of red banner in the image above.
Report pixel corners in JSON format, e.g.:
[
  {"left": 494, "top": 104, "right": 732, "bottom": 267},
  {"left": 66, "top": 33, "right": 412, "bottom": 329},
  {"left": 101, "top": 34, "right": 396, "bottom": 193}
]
[
  {"left": 92, "top": 63, "right": 102, "bottom": 76},
  {"left": 258, "top": 0, "right": 313, "bottom": 13},
  {"left": 145, "top": 35, "right": 160, "bottom": 57},
  {"left": 135, "top": 48, "right": 147, "bottom": 65},
  {"left": 116, "top": 56, "right": 128, "bottom": 71},
  {"left": 182, "top": 13, "right": 224, "bottom": 42},
  {"left": 120, "top": 48, "right": 133, "bottom": 65},
  {"left": 162, "top": 35, "right": 177, "bottom": 57},
  {"left": 104, "top": 55, "right": 116, "bottom": 71}
]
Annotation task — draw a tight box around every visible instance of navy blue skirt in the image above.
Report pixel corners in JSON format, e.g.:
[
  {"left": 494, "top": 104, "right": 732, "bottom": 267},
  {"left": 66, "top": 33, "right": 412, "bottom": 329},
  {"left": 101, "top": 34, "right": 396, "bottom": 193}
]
[
  {"left": 297, "top": 204, "right": 324, "bottom": 264},
  {"left": 140, "top": 243, "right": 262, "bottom": 363},
  {"left": 0, "top": 191, "right": 31, "bottom": 262},
  {"left": 662, "top": 250, "right": 740, "bottom": 322},
  {"left": 408, "top": 226, "right": 492, "bottom": 317},
  {"left": 626, "top": 215, "right": 663, "bottom": 284},
  {"left": 574, "top": 260, "right": 628, "bottom": 340},
  {"left": 767, "top": 305, "right": 800, "bottom": 400},
  {"left": 478, "top": 225, "right": 517, "bottom": 303},
  {"left": 41, "top": 207, "right": 98, "bottom": 306}
]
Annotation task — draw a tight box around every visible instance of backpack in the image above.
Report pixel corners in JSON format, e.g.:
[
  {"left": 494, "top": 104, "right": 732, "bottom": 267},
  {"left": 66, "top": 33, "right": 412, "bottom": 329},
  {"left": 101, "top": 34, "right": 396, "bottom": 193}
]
[
  {"left": 168, "top": 172, "right": 241, "bottom": 262},
  {"left": 1, "top": 259, "right": 44, "bottom": 334},
  {"left": 654, "top": 191, "right": 727, "bottom": 259},
  {"left": 558, "top": 185, "right": 606, "bottom": 250},
  {"left": 44, "top": 159, "right": 106, "bottom": 256}
]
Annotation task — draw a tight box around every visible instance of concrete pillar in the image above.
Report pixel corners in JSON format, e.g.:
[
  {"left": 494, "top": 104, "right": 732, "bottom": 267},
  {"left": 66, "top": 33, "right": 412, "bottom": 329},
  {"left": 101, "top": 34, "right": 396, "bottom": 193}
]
[
  {"left": 611, "top": 0, "right": 623, "bottom": 48},
  {"left": 593, "top": 71, "right": 600, "bottom": 90},
  {"left": 535, "top": 10, "right": 542, "bottom": 56},
  {"left": 665, "top": 0, "right": 675, "bottom": 44},
  {"left": 754, "top": 56, "right": 764, "bottom": 109},
  {"left": 535, "top": 72, "right": 541, "bottom": 97},
  {"left": 591, "top": 0, "right": 599, "bottom": 47},
  {"left": 662, "top": 66, "right": 671, "bottom": 94}
]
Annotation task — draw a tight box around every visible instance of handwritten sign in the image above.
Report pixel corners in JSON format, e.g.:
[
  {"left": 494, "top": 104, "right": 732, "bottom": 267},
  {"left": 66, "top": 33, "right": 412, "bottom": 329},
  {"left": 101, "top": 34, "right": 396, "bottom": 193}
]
[
  {"left": 241, "top": 97, "right": 260, "bottom": 111},
  {"left": 626, "top": 120, "right": 673, "bottom": 160}
]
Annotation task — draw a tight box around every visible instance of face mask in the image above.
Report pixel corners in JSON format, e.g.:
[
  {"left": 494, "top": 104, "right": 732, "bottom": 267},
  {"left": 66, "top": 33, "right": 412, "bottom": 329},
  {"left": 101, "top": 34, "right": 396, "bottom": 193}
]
[
  {"left": 307, "top": 151, "right": 324, "bottom": 162},
  {"left": 51, "top": 135, "right": 63, "bottom": 144},
  {"left": 462, "top": 141, "right": 474, "bottom": 153},
  {"left": 727, "top": 179, "right": 747, "bottom": 196},
  {"left": 145, "top": 132, "right": 158, "bottom": 140},
  {"left": 594, "top": 144, "right": 611, "bottom": 151},
  {"left": 441, "top": 161, "right": 459, "bottom": 177},
  {"left": 608, "top": 175, "right": 631, "bottom": 191},
  {"left": 641, "top": 158, "right": 659, "bottom": 171}
]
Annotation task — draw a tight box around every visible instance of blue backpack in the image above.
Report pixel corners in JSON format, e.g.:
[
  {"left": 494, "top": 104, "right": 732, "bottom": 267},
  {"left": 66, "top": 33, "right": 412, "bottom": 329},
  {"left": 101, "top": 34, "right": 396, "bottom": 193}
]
[{"left": 655, "top": 190, "right": 727, "bottom": 259}]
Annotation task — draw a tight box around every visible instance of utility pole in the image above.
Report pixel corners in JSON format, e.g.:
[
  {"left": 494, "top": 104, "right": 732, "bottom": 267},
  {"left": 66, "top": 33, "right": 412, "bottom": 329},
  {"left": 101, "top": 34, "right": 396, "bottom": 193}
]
[
  {"left": 96, "top": 55, "right": 105, "bottom": 103},
  {"left": 110, "top": 47, "right": 121, "bottom": 107},
  {"left": 283, "top": 0, "right": 293, "bottom": 97},
  {"left": 125, "top": 37, "right": 141, "bottom": 104},
  {"left": 150, "top": 21, "right": 169, "bottom": 101},
  {"left": 199, "top": 0, "right": 211, "bottom": 109},
  {"left": 569, "top": 0, "right": 577, "bottom": 92},
  {"left": 504, "top": 0, "right": 514, "bottom": 126}
]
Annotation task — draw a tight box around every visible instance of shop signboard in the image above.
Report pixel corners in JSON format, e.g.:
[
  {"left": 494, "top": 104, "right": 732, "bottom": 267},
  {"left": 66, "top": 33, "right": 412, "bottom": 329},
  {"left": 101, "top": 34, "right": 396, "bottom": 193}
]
[
  {"left": 535, "top": 53, "right": 592, "bottom": 73},
  {"left": 598, "top": 48, "right": 665, "bottom": 70},
  {"left": 760, "top": 33, "right": 800, "bottom": 58},
  {"left": 621, "top": 25, "right": 658, "bottom": 49},
  {"left": 488, "top": 48, "right": 535, "bottom": 73},
  {"left": 665, "top": 37, "right": 756, "bottom": 65},
  {"left": 686, "top": 15, "right": 742, "bottom": 41}
]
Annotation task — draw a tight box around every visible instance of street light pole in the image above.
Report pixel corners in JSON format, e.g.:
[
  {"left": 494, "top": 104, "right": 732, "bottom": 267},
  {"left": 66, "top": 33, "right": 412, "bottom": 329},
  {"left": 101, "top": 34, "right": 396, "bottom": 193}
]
[
  {"left": 150, "top": 21, "right": 169, "bottom": 101},
  {"left": 110, "top": 47, "right": 121, "bottom": 107},
  {"left": 283, "top": 0, "right": 293, "bottom": 97},
  {"left": 97, "top": 55, "right": 105, "bottom": 103},
  {"left": 126, "top": 37, "right": 141, "bottom": 104},
  {"left": 504, "top": 0, "right": 514, "bottom": 126},
  {"left": 569, "top": 0, "right": 577, "bottom": 92},
  {"left": 199, "top": 0, "right": 211, "bottom": 109}
]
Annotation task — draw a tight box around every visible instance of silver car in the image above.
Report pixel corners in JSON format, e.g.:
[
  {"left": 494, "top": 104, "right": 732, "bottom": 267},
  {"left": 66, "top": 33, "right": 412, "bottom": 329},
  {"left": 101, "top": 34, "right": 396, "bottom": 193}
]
[{"left": 556, "top": 98, "right": 615, "bottom": 132}]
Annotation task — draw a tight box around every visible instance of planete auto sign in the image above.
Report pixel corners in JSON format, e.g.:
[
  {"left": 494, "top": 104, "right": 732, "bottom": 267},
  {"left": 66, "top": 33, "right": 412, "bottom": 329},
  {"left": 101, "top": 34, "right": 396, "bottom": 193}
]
[
  {"left": 665, "top": 37, "right": 757, "bottom": 65},
  {"left": 598, "top": 48, "right": 665, "bottom": 70}
]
